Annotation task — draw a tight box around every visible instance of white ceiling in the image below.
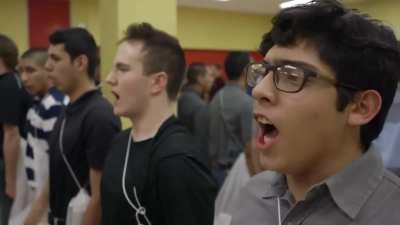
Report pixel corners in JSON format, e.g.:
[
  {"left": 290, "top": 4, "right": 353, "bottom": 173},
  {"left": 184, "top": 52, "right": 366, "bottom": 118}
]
[{"left": 177, "top": 0, "right": 368, "bottom": 15}]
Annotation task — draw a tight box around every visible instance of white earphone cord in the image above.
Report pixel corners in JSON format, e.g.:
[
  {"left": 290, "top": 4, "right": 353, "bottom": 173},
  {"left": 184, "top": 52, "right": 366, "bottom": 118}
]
[
  {"left": 277, "top": 196, "right": 282, "bottom": 225},
  {"left": 59, "top": 118, "right": 82, "bottom": 190},
  {"left": 122, "top": 135, "right": 152, "bottom": 225}
]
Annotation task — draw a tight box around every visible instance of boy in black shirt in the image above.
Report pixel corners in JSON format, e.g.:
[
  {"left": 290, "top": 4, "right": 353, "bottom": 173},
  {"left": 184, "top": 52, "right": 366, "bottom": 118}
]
[
  {"left": 0, "top": 34, "right": 32, "bottom": 225},
  {"left": 102, "top": 23, "right": 217, "bottom": 225},
  {"left": 44, "top": 28, "right": 121, "bottom": 225}
]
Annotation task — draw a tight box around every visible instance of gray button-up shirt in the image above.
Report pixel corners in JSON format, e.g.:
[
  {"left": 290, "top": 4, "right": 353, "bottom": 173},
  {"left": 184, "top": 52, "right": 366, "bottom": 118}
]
[{"left": 231, "top": 148, "right": 400, "bottom": 225}]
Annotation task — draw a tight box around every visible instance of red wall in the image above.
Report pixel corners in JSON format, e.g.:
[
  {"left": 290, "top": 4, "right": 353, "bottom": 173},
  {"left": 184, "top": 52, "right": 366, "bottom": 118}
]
[{"left": 28, "top": 0, "right": 70, "bottom": 48}]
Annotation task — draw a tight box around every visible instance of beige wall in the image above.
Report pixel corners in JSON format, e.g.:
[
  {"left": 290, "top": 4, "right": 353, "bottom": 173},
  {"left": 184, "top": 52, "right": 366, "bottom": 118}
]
[
  {"left": 349, "top": 0, "right": 400, "bottom": 37},
  {"left": 2, "top": 0, "right": 400, "bottom": 55},
  {"left": 177, "top": 7, "right": 271, "bottom": 50},
  {"left": 71, "top": 0, "right": 100, "bottom": 44},
  {"left": 117, "top": 0, "right": 177, "bottom": 37},
  {"left": 0, "top": 0, "right": 28, "bottom": 53}
]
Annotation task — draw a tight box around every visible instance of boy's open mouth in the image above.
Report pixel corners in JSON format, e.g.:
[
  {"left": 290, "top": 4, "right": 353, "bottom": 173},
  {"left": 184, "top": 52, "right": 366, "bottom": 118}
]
[{"left": 255, "top": 115, "right": 279, "bottom": 147}]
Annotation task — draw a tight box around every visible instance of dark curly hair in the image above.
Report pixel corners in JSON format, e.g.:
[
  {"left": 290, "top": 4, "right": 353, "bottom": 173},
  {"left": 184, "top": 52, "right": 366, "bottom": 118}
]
[{"left": 260, "top": 0, "right": 400, "bottom": 150}]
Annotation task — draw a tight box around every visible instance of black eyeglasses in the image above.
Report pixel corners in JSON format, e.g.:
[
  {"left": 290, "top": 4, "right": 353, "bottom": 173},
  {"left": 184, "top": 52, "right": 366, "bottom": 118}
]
[{"left": 245, "top": 61, "right": 359, "bottom": 93}]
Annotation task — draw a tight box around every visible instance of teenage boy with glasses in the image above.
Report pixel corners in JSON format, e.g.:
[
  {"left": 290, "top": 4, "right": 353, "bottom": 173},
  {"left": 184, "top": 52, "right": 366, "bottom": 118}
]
[{"left": 232, "top": 1, "right": 400, "bottom": 224}]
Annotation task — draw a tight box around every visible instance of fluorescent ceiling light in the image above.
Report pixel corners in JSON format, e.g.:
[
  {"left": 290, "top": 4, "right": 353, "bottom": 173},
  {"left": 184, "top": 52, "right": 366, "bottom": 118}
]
[
  {"left": 280, "top": 0, "right": 312, "bottom": 9},
  {"left": 215, "top": 0, "right": 231, "bottom": 2}
]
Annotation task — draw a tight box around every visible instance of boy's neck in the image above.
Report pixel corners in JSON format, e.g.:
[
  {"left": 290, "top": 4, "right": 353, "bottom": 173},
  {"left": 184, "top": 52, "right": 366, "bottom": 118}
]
[
  {"left": 130, "top": 97, "right": 174, "bottom": 142},
  {"left": 287, "top": 141, "right": 362, "bottom": 202},
  {"left": 68, "top": 76, "right": 96, "bottom": 103}
]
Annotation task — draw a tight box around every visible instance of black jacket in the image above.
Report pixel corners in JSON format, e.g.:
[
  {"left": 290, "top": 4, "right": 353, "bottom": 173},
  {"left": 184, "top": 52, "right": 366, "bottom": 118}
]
[
  {"left": 101, "top": 116, "right": 217, "bottom": 225},
  {"left": 147, "top": 116, "right": 217, "bottom": 224}
]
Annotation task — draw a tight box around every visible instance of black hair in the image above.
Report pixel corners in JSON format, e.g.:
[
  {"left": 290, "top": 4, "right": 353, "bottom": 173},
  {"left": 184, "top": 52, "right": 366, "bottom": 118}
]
[
  {"left": 260, "top": 0, "right": 400, "bottom": 150},
  {"left": 122, "top": 22, "right": 186, "bottom": 101},
  {"left": 0, "top": 34, "right": 18, "bottom": 70},
  {"left": 49, "top": 27, "right": 98, "bottom": 79},
  {"left": 224, "top": 51, "right": 250, "bottom": 80},
  {"left": 21, "top": 48, "right": 48, "bottom": 66},
  {"left": 186, "top": 62, "right": 207, "bottom": 85}
]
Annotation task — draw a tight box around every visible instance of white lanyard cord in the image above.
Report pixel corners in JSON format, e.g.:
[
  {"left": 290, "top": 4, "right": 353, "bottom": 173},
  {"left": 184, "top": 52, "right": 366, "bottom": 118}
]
[
  {"left": 122, "top": 135, "right": 152, "bottom": 225},
  {"left": 277, "top": 196, "right": 282, "bottom": 225},
  {"left": 59, "top": 118, "right": 83, "bottom": 190}
]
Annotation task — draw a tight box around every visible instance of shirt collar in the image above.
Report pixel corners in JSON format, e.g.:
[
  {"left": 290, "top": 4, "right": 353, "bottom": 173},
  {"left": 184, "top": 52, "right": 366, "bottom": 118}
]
[
  {"left": 48, "top": 86, "right": 59, "bottom": 95},
  {"left": 326, "top": 148, "right": 383, "bottom": 219},
  {"left": 263, "top": 172, "right": 287, "bottom": 199},
  {"left": 262, "top": 148, "right": 384, "bottom": 220},
  {"left": 65, "top": 89, "right": 100, "bottom": 113},
  {"left": 183, "top": 85, "right": 203, "bottom": 97},
  {"left": 37, "top": 87, "right": 57, "bottom": 102}
]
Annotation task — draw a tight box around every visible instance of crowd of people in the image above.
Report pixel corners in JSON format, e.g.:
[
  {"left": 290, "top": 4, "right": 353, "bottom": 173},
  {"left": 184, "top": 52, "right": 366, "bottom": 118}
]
[{"left": 0, "top": 0, "right": 400, "bottom": 225}]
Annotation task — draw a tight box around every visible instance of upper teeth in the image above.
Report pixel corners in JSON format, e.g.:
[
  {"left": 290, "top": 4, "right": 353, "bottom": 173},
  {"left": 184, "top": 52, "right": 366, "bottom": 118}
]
[{"left": 255, "top": 115, "right": 271, "bottom": 125}]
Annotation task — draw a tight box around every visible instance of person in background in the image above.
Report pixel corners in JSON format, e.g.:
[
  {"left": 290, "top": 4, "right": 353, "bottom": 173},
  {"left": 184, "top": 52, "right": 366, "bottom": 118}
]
[
  {"left": 209, "top": 64, "right": 225, "bottom": 100},
  {"left": 178, "top": 63, "right": 215, "bottom": 165},
  {"left": 0, "top": 34, "right": 32, "bottom": 225},
  {"left": 177, "top": 62, "right": 214, "bottom": 133},
  {"left": 208, "top": 51, "right": 253, "bottom": 186},
  {"left": 214, "top": 120, "right": 264, "bottom": 225},
  {"left": 232, "top": 1, "right": 400, "bottom": 224},
  {"left": 10, "top": 48, "right": 66, "bottom": 225},
  {"left": 373, "top": 84, "right": 400, "bottom": 176}
]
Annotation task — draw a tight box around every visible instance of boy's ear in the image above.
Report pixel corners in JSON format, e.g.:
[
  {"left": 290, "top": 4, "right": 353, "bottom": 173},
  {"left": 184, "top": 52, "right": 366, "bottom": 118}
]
[
  {"left": 347, "top": 90, "right": 382, "bottom": 126},
  {"left": 73, "top": 54, "right": 89, "bottom": 74},
  {"left": 150, "top": 72, "right": 168, "bottom": 95}
]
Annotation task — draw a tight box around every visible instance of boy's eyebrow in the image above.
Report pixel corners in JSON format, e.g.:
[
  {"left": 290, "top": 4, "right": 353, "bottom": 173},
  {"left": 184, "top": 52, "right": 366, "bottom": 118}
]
[
  {"left": 115, "top": 62, "right": 130, "bottom": 69},
  {"left": 49, "top": 53, "right": 60, "bottom": 60},
  {"left": 272, "top": 59, "right": 320, "bottom": 72},
  {"left": 264, "top": 59, "right": 323, "bottom": 74},
  {"left": 25, "top": 65, "right": 35, "bottom": 70}
]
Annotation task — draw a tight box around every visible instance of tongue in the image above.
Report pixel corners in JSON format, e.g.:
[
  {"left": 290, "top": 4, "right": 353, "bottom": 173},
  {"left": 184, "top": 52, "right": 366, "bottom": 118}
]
[
  {"left": 258, "top": 128, "right": 266, "bottom": 145},
  {"left": 263, "top": 134, "right": 278, "bottom": 149},
  {"left": 258, "top": 126, "right": 278, "bottom": 149}
]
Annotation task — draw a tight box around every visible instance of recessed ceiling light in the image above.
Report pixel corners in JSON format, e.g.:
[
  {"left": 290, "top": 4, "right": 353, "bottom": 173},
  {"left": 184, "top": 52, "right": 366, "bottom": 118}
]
[
  {"left": 280, "top": 0, "right": 312, "bottom": 9},
  {"left": 215, "top": 0, "right": 231, "bottom": 2}
]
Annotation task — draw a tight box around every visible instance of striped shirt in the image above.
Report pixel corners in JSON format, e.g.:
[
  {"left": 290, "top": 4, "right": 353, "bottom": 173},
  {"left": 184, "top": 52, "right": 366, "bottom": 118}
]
[{"left": 25, "top": 87, "right": 67, "bottom": 188}]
